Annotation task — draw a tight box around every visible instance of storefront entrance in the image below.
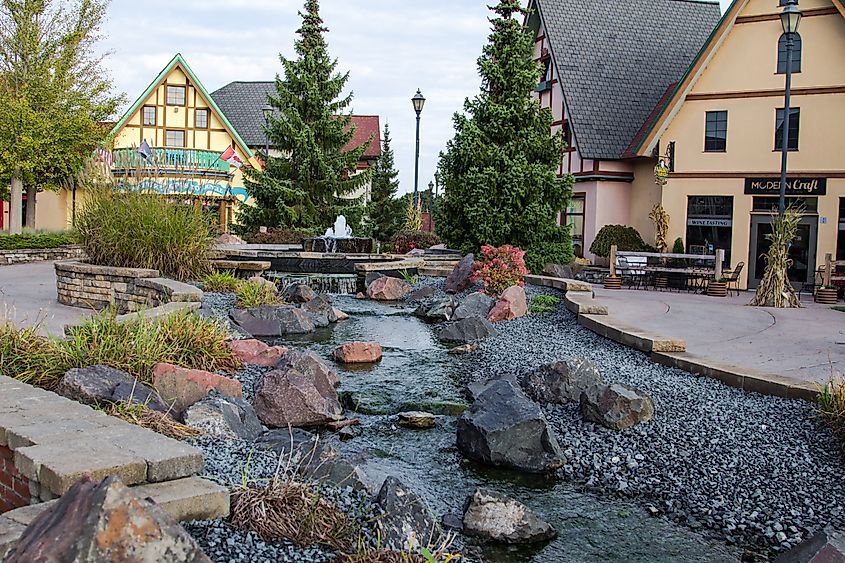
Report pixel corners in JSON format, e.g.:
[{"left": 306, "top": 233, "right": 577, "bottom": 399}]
[{"left": 748, "top": 214, "right": 817, "bottom": 289}]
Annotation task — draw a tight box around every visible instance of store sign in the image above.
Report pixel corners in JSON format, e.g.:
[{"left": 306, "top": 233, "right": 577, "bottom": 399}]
[
  {"left": 744, "top": 177, "right": 827, "bottom": 196},
  {"left": 688, "top": 218, "right": 732, "bottom": 227}
]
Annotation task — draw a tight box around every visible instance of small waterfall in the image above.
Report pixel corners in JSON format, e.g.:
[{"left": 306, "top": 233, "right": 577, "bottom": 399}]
[{"left": 268, "top": 272, "right": 358, "bottom": 294}]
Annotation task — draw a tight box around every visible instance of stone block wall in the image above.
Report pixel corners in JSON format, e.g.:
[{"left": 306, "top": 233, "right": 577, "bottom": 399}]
[
  {"left": 55, "top": 261, "right": 201, "bottom": 314},
  {"left": 0, "top": 446, "right": 32, "bottom": 513},
  {"left": 0, "top": 246, "right": 84, "bottom": 266}
]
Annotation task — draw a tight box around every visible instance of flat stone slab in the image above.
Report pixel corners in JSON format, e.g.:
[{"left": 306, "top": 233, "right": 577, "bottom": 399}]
[
  {"left": 579, "top": 314, "right": 686, "bottom": 353},
  {"left": 135, "top": 277, "right": 203, "bottom": 303},
  {"left": 113, "top": 301, "right": 201, "bottom": 324},
  {"left": 210, "top": 259, "right": 271, "bottom": 271},
  {"left": 565, "top": 293, "right": 607, "bottom": 316}
]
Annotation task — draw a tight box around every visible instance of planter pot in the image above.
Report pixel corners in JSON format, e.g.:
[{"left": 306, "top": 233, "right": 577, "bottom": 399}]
[
  {"left": 816, "top": 287, "right": 839, "bottom": 305},
  {"left": 604, "top": 275, "right": 622, "bottom": 290},
  {"left": 707, "top": 281, "right": 728, "bottom": 297},
  {"left": 655, "top": 276, "right": 669, "bottom": 290}
]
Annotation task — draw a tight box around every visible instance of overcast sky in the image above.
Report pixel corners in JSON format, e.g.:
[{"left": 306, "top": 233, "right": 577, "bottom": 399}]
[{"left": 100, "top": 0, "right": 732, "bottom": 199}]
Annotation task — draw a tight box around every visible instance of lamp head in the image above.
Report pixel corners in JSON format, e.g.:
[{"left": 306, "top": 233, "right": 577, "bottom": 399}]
[
  {"left": 780, "top": 1, "right": 802, "bottom": 34},
  {"left": 262, "top": 106, "right": 273, "bottom": 122},
  {"left": 412, "top": 89, "right": 426, "bottom": 115}
]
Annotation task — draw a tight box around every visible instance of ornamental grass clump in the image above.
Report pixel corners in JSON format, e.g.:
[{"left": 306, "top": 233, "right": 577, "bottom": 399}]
[
  {"left": 201, "top": 270, "right": 241, "bottom": 293},
  {"left": 97, "top": 400, "right": 201, "bottom": 440},
  {"left": 817, "top": 376, "right": 845, "bottom": 444},
  {"left": 472, "top": 244, "right": 529, "bottom": 297},
  {"left": 236, "top": 280, "right": 281, "bottom": 308},
  {"left": 75, "top": 189, "right": 213, "bottom": 281}
]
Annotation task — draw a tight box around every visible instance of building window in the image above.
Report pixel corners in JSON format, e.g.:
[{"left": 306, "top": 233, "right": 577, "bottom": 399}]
[
  {"left": 562, "top": 121, "right": 572, "bottom": 150},
  {"left": 775, "top": 108, "right": 800, "bottom": 151},
  {"left": 777, "top": 33, "right": 802, "bottom": 74},
  {"left": 195, "top": 109, "right": 209, "bottom": 129},
  {"left": 686, "top": 196, "right": 733, "bottom": 267},
  {"left": 165, "top": 130, "right": 185, "bottom": 148},
  {"left": 563, "top": 195, "right": 585, "bottom": 257},
  {"left": 142, "top": 106, "right": 156, "bottom": 126},
  {"left": 704, "top": 111, "right": 728, "bottom": 152},
  {"left": 166, "top": 85, "right": 186, "bottom": 106}
]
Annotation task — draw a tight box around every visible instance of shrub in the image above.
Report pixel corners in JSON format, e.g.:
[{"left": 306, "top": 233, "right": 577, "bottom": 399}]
[
  {"left": 672, "top": 237, "right": 685, "bottom": 254},
  {"left": 471, "top": 245, "right": 529, "bottom": 297},
  {"left": 529, "top": 294, "right": 561, "bottom": 314},
  {"left": 388, "top": 230, "right": 440, "bottom": 254},
  {"left": 245, "top": 227, "right": 320, "bottom": 245},
  {"left": 0, "top": 232, "right": 76, "bottom": 250},
  {"left": 818, "top": 377, "right": 845, "bottom": 443},
  {"left": 75, "top": 189, "right": 213, "bottom": 281},
  {"left": 202, "top": 271, "right": 241, "bottom": 293},
  {"left": 589, "top": 225, "right": 654, "bottom": 258},
  {"left": 0, "top": 311, "right": 239, "bottom": 389},
  {"left": 236, "top": 280, "right": 280, "bottom": 308}
]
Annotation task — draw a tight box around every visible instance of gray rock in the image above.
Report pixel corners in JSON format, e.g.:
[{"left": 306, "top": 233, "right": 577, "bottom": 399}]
[
  {"left": 457, "top": 379, "right": 563, "bottom": 473},
  {"left": 774, "top": 526, "right": 845, "bottom": 562},
  {"left": 284, "top": 283, "right": 316, "bottom": 303},
  {"left": 230, "top": 305, "right": 316, "bottom": 337},
  {"left": 453, "top": 292, "right": 495, "bottom": 320},
  {"left": 405, "top": 286, "right": 436, "bottom": 303},
  {"left": 542, "top": 263, "right": 574, "bottom": 279},
  {"left": 184, "top": 392, "right": 264, "bottom": 440},
  {"left": 466, "top": 373, "right": 520, "bottom": 403},
  {"left": 416, "top": 297, "right": 457, "bottom": 322},
  {"left": 376, "top": 476, "right": 442, "bottom": 551},
  {"left": 56, "top": 365, "right": 168, "bottom": 413},
  {"left": 444, "top": 254, "right": 475, "bottom": 294},
  {"left": 462, "top": 489, "right": 557, "bottom": 544},
  {"left": 441, "top": 513, "right": 464, "bottom": 532},
  {"left": 438, "top": 316, "right": 497, "bottom": 344},
  {"left": 580, "top": 383, "right": 655, "bottom": 431},
  {"left": 523, "top": 357, "right": 603, "bottom": 404},
  {"left": 300, "top": 294, "right": 338, "bottom": 327},
  {"left": 448, "top": 343, "right": 479, "bottom": 355},
  {"left": 398, "top": 411, "right": 436, "bottom": 429}
]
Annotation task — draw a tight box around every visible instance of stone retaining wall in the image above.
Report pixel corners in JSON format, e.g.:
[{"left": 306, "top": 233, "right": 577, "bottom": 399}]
[
  {"left": 0, "top": 246, "right": 84, "bottom": 266},
  {"left": 55, "top": 261, "right": 201, "bottom": 314}
]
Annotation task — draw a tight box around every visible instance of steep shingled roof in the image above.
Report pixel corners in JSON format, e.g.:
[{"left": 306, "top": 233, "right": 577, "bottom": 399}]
[
  {"left": 533, "top": 0, "right": 720, "bottom": 160},
  {"left": 211, "top": 81, "right": 381, "bottom": 159}
]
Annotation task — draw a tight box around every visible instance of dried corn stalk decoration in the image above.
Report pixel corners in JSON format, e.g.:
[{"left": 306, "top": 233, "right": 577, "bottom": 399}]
[
  {"left": 649, "top": 203, "right": 670, "bottom": 253},
  {"left": 751, "top": 207, "right": 801, "bottom": 308}
]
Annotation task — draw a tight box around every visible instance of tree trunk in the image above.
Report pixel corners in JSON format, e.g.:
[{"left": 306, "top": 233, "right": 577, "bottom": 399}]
[
  {"left": 9, "top": 172, "right": 23, "bottom": 235},
  {"left": 25, "top": 185, "right": 36, "bottom": 230}
]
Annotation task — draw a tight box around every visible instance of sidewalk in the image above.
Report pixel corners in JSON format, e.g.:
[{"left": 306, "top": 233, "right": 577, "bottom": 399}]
[
  {"left": 592, "top": 287, "right": 845, "bottom": 385},
  {"left": 0, "top": 262, "right": 89, "bottom": 337}
]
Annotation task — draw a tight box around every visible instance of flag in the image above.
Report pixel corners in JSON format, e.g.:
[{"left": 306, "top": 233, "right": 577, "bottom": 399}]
[
  {"left": 95, "top": 147, "right": 113, "bottom": 167},
  {"left": 220, "top": 146, "right": 243, "bottom": 169},
  {"left": 137, "top": 140, "right": 154, "bottom": 163}
]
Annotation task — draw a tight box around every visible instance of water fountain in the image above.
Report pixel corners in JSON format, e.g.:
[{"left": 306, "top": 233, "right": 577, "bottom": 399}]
[{"left": 302, "top": 215, "right": 374, "bottom": 254}]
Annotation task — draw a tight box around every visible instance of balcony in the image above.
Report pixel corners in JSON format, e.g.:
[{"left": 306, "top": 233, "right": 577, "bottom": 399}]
[{"left": 112, "top": 147, "right": 231, "bottom": 177}]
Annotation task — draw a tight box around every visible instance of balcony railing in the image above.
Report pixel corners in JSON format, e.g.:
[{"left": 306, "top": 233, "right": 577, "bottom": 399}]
[{"left": 112, "top": 147, "right": 231, "bottom": 176}]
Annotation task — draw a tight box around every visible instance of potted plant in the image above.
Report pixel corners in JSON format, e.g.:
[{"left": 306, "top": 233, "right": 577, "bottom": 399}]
[
  {"left": 707, "top": 277, "right": 728, "bottom": 297},
  {"left": 816, "top": 285, "right": 839, "bottom": 305},
  {"left": 604, "top": 274, "right": 622, "bottom": 290}
]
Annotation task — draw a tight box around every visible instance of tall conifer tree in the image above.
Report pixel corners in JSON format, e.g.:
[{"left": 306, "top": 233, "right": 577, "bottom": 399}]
[
  {"left": 367, "top": 124, "right": 403, "bottom": 241},
  {"left": 239, "top": 0, "right": 371, "bottom": 232},
  {"left": 438, "top": 0, "right": 574, "bottom": 272}
]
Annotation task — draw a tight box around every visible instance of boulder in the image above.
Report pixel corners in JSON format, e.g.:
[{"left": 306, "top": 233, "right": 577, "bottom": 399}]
[
  {"left": 230, "top": 305, "right": 316, "bottom": 337},
  {"left": 367, "top": 276, "right": 412, "bottom": 301},
  {"left": 453, "top": 292, "right": 495, "bottom": 321},
  {"left": 466, "top": 373, "right": 520, "bottom": 403},
  {"left": 4, "top": 475, "right": 211, "bottom": 563},
  {"left": 462, "top": 489, "right": 556, "bottom": 544},
  {"left": 152, "top": 363, "right": 242, "bottom": 415},
  {"left": 457, "top": 379, "right": 563, "bottom": 473},
  {"left": 398, "top": 411, "right": 436, "bottom": 429},
  {"left": 333, "top": 342, "right": 383, "bottom": 364},
  {"left": 333, "top": 308, "right": 350, "bottom": 321},
  {"left": 523, "top": 358, "right": 603, "bottom": 404},
  {"left": 580, "top": 383, "right": 655, "bottom": 431},
  {"left": 284, "top": 283, "right": 316, "bottom": 303},
  {"left": 438, "top": 316, "right": 497, "bottom": 344},
  {"left": 215, "top": 233, "right": 245, "bottom": 245},
  {"left": 774, "top": 526, "right": 845, "bottom": 562},
  {"left": 448, "top": 343, "right": 479, "bottom": 355},
  {"left": 405, "top": 286, "right": 436, "bottom": 303},
  {"left": 444, "top": 254, "right": 475, "bottom": 294},
  {"left": 376, "top": 476, "right": 442, "bottom": 551},
  {"left": 300, "top": 294, "right": 338, "bottom": 327},
  {"left": 542, "top": 263, "right": 573, "bottom": 279},
  {"left": 225, "top": 339, "right": 287, "bottom": 367},
  {"left": 247, "top": 275, "right": 277, "bottom": 293},
  {"left": 56, "top": 365, "right": 168, "bottom": 413},
  {"left": 487, "top": 285, "right": 528, "bottom": 323},
  {"left": 183, "top": 392, "right": 264, "bottom": 440},
  {"left": 416, "top": 297, "right": 457, "bottom": 322},
  {"left": 253, "top": 351, "right": 342, "bottom": 428}
]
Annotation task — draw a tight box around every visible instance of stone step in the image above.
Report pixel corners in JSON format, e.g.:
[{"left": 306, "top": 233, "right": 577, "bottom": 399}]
[
  {"left": 210, "top": 259, "right": 271, "bottom": 272},
  {"left": 0, "top": 476, "right": 229, "bottom": 558}
]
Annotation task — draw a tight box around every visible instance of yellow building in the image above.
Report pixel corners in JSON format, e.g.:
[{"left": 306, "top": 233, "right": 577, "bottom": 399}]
[{"left": 630, "top": 0, "right": 845, "bottom": 290}]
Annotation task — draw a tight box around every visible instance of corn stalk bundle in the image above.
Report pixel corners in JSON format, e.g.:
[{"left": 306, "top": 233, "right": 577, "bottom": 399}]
[
  {"left": 751, "top": 208, "right": 801, "bottom": 308},
  {"left": 649, "top": 203, "right": 670, "bottom": 253}
]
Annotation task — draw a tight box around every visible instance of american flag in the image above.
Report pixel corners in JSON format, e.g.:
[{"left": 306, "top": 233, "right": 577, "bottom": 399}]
[{"left": 95, "top": 146, "right": 113, "bottom": 167}]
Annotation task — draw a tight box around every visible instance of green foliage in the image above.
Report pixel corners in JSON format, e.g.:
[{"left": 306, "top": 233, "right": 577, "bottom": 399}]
[
  {"left": 75, "top": 189, "right": 213, "bottom": 281},
  {"left": 589, "top": 225, "right": 654, "bottom": 258},
  {"left": 202, "top": 271, "right": 241, "bottom": 293},
  {"left": 398, "top": 269, "right": 418, "bottom": 286},
  {"left": 367, "top": 124, "right": 404, "bottom": 241},
  {"left": 672, "top": 237, "right": 685, "bottom": 254},
  {"left": 818, "top": 377, "right": 845, "bottom": 444},
  {"left": 236, "top": 280, "right": 281, "bottom": 308},
  {"left": 238, "top": 0, "right": 370, "bottom": 232},
  {"left": 529, "top": 294, "right": 561, "bottom": 314},
  {"left": 437, "top": 0, "right": 574, "bottom": 274},
  {"left": 0, "top": 310, "right": 239, "bottom": 389},
  {"left": 0, "top": 232, "right": 76, "bottom": 250},
  {"left": 388, "top": 230, "right": 440, "bottom": 254},
  {"left": 403, "top": 198, "right": 422, "bottom": 232}
]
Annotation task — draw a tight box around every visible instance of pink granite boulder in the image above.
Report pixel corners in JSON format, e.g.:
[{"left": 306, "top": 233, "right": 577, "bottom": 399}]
[
  {"left": 152, "top": 363, "right": 243, "bottom": 415},
  {"left": 333, "top": 342, "right": 383, "bottom": 364},
  {"left": 225, "top": 339, "right": 288, "bottom": 367},
  {"left": 367, "top": 276, "right": 412, "bottom": 301},
  {"left": 487, "top": 285, "right": 528, "bottom": 323}
]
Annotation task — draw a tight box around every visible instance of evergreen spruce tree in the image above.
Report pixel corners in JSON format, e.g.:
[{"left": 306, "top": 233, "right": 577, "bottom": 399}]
[
  {"left": 367, "top": 124, "right": 403, "bottom": 241},
  {"left": 239, "top": 0, "right": 371, "bottom": 232},
  {"left": 438, "top": 0, "right": 574, "bottom": 273}
]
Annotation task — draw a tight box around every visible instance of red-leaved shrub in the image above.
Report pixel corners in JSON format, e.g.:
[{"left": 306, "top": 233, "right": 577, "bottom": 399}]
[
  {"left": 387, "top": 230, "right": 441, "bottom": 254},
  {"left": 472, "top": 245, "right": 529, "bottom": 297}
]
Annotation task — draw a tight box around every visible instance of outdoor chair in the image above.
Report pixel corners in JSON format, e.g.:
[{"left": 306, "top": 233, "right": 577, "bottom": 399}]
[
  {"left": 799, "top": 267, "right": 824, "bottom": 301},
  {"left": 723, "top": 262, "right": 744, "bottom": 296}
]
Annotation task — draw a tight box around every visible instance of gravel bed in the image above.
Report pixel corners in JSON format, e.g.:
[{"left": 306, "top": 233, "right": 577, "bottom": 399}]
[{"left": 418, "top": 277, "right": 845, "bottom": 558}]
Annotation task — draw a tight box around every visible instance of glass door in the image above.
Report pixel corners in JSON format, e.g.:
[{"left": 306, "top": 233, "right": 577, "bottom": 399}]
[{"left": 748, "top": 215, "right": 817, "bottom": 288}]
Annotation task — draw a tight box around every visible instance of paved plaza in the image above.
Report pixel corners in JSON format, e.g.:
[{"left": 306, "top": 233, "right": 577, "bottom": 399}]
[
  {"left": 593, "top": 287, "right": 845, "bottom": 385},
  {"left": 0, "top": 262, "right": 88, "bottom": 336}
]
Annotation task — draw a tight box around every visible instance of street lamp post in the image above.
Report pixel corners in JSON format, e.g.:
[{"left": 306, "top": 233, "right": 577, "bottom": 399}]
[
  {"left": 411, "top": 89, "right": 426, "bottom": 209},
  {"left": 262, "top": 106, "right": 273, "bottom": 163},
  {"left": 428, "top": 180, "right": 435, "bottom": 213},
  {"left": 777, "top": 0, "right": 802, "bottom": 217}
]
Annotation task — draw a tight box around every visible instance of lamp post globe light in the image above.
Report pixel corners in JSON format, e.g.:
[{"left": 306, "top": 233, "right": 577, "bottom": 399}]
[
  {"left": 262, "top": 106, "right": 273, "bottom": 159},
  {"left": 428, "top": 180, "right": 435, "bottom": 213},
  {"left": 412, "top": 89, "right": 426, "bottom": 208},
  {"left": 777, "top": 0, "right": 802, "bottom": 217}
]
